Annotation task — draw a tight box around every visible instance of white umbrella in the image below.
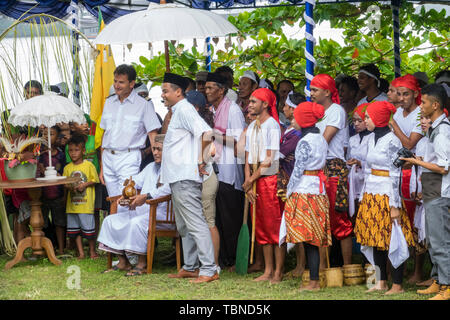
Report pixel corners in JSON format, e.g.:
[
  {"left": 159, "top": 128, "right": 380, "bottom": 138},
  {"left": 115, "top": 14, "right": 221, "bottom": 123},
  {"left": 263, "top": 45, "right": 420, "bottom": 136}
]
[
  {"left": 93, "top": 2, "right": 239, "bottom": 71},
  {"left": 8, "top": 91, "right": 86, "bottom": 180}
]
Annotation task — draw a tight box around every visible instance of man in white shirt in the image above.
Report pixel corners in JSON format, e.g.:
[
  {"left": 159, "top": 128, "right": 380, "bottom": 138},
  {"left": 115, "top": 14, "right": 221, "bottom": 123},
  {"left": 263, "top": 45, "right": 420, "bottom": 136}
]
[
  {"left": 205, "top": 72, "right": 246, "bottom": 269},
  {"left": 401, "top": 84, "right": 450, "bottom": 300},
  {"left": 357, "top": 64, "right": 388, "bottom": 106},
  {"left": 310, "top": 74, "right": 353, "bottom": 268},
  {"left": 389, "top": 75, "right": 424, "bottom": 277},
  {"left": 242, "top": 88, "right": 283, "bottom": 284},
  {"left": 99, "top": 65, "right": 161, "bottom": 202},
  {"left": 160, "top": 72, "right": 219, "bottom": 283}
]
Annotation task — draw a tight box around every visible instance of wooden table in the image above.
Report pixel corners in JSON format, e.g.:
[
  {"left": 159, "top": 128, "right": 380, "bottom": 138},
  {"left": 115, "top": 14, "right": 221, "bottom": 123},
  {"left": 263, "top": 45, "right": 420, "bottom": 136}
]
[{"left": 0, "top": 177, "right": 80, "bottom": 270}]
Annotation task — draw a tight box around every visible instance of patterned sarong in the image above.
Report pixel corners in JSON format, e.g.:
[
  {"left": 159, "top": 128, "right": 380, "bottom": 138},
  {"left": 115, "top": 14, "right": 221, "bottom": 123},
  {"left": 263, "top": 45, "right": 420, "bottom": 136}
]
[
  {"left": 354, "top": 193, "right": 415, "bottom": 251},
  {"left": 284, "top": 193, "right": 332, "bottom": 247}
]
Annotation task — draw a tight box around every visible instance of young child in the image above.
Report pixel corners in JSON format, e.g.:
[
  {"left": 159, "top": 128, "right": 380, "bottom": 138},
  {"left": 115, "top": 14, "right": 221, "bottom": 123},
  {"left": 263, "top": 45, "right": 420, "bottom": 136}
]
[
  {"left": 63, "top": 134, "right": 99, "bottom": 259},
  {"left": 346, "top": 103, "right": 372, "bottom": 220},
  {"left": 39, "top": 125, "right": 66, "bottom": 255}
]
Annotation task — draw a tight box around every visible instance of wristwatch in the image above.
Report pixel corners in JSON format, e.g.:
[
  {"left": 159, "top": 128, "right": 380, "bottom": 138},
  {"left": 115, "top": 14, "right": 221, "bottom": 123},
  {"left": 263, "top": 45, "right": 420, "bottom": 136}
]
[{"left": 146, "top": 193, "right": 152, "bottom": 200}]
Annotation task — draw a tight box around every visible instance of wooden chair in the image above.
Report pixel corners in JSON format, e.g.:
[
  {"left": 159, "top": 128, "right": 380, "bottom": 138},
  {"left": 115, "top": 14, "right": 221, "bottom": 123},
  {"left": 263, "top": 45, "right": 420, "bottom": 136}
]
[{"left": 105, "top": 194, "right": 181, "bottom": 274}]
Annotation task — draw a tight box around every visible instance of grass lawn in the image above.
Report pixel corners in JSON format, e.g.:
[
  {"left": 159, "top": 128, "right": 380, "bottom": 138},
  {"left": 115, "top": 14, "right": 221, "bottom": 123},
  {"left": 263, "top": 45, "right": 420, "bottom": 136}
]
[{"left": 0, "top": 237, "right": 433, "bottom": 300}]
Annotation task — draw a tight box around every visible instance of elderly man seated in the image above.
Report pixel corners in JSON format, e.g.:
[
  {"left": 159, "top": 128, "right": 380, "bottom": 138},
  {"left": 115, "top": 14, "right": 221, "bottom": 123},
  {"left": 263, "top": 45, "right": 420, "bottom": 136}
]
[{"left": 98, "top": 134, "right": 173, "bottom": 276}]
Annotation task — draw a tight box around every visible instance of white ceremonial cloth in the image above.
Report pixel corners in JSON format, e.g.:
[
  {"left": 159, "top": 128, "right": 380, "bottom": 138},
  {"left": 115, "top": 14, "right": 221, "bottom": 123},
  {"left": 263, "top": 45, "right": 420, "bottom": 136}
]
[
  {"left": 245, "top": 117, "right": 280, "bottom": 176},
  {"left": 97, "top": 162, "right": 172, "bottom": 254}
]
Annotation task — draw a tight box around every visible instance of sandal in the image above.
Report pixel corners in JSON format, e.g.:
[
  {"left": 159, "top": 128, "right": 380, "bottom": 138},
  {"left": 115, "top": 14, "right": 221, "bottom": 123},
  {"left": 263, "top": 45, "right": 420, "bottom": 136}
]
[
  {"left": 101, "top": 265, "right": 121, "bottom": 274},
  {"left": 125, "top": 266, "right": 147, "bottom": 277}
]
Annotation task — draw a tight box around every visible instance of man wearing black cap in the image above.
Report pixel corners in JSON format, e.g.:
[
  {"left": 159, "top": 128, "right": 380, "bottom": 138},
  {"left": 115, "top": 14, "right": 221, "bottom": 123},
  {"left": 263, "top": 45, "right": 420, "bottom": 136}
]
[
  {"left": 160, "top": 72, "right": 219, "bottom": 283},
  {"left": 205, "top": 72, "right": 246, "bottom": 269}
]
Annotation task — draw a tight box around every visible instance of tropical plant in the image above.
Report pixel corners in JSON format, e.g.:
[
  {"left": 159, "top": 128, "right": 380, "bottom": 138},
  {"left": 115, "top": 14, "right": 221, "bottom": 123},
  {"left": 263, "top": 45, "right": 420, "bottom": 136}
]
[{"left": 134, "top": 2, "right": 449, "bottom": 91}]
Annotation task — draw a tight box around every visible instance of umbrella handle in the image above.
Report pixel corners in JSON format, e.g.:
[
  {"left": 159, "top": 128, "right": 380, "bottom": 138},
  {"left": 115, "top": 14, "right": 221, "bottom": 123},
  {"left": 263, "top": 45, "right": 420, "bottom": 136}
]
[{"left": 48, "top": 126, "right": 52, "bottom": 168}]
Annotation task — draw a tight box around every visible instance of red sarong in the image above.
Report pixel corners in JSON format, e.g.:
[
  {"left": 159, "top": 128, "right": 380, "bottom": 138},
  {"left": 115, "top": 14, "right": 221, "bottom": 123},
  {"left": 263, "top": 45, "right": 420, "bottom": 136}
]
[
  {"left": 326, "top": 176, "right": 353, "bottom": 240},
  {"left": 250, "top": 175, "right": 283, "bottom": 245},
  {"left": 401, "top": 168, "right": 416, "bottom": 227}
]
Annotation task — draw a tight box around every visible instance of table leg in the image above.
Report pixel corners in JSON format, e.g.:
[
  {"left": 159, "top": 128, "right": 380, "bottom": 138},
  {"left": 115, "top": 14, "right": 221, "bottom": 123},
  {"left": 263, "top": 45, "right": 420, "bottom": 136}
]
[
  {"left": 4, "top": 237, "right": 31, "bottom": 270},
  {"left": 5, "top": 187, "right": 62, "bottom": 269}
]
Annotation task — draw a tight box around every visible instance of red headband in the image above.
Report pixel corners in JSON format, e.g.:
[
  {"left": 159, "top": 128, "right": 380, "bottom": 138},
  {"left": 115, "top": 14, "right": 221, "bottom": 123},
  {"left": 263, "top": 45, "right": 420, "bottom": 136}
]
[
  {"left": 353, "top": 103, "right": 369, "bottom": 120},
  {"left": 294, "top": 102, "right": 325, "bottom": 128},
  {"left": 366, "top": 101, "right": 397, "bottom": 127},
  {"left": 251, "top": 88, "right": 279, "bottom": 124},
  {"left": 391, "top": 74, "right": 421, "bottom": 106},
  {"left": 310, "top": 74, "right": 340, "bottom": 105}
]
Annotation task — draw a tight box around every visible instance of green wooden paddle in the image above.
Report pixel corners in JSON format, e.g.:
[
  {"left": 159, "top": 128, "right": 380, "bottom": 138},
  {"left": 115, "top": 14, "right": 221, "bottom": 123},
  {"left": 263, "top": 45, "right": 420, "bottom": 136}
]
[{"left": 235, "top": 197, "right": 250, "bottom": 275}]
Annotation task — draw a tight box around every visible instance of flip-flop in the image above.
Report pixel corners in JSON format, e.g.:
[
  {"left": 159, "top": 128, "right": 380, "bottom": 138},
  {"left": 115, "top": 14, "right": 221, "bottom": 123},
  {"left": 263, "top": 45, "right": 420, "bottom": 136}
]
[
  {"left": 125, "top": 267, "right": 147, "bottom": 277},
  {"left": 101, "top": 265, "right": 120, "bottom": 274}
]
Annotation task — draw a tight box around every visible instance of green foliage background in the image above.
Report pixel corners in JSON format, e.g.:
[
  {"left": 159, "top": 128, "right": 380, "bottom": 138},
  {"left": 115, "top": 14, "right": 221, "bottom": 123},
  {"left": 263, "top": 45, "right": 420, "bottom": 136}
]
[{"left": 134, "top": 2, "right": 449, "bottom": 91}]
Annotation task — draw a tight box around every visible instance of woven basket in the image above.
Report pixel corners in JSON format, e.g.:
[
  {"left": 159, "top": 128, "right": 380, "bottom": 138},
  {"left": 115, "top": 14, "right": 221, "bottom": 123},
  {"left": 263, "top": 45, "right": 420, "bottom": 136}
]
[
  {"left": 302, "top": 270, "right": 326, "bottom": 288},
  {"left": 343, "top": 264, "right": 365, "bottom": 285},
  {"left": 325, "top": 267, "right": 344, "bottom": 287}
]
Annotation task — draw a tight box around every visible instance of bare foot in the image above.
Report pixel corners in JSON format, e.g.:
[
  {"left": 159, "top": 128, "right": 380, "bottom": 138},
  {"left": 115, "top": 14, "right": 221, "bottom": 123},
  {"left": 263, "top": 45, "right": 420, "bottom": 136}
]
[
  {"left": 253, "top": 273, "right": 272, "bottom": 282},
  {"left": 385, "top": 287, "right": 404, "bottom": 295},
  {"left": 284, "top": 267, "right": 304, "bottom": 278},
  {"left": 77, "top": 254, "right": 85, "bottom": 260},
  {"left": 407, "top": 274, "right": 423, "bottom": 285},
  {"left": 248, "top": 264, "right": 264, "bottom": 274},
  {"left": 90, "top": 253, "right": 99, "bottom": 260},
  {"left": 299, "top": 280, "right": 320, "bottom": 292},
  {"left": 270, "top": 273, "right": 283, "bottom": 284},
  {"left": 417, "top": 279, "right": 433, "bottom": 287},
  {"left": 366, "top": 283, "right": 388, "bottom": 293}
]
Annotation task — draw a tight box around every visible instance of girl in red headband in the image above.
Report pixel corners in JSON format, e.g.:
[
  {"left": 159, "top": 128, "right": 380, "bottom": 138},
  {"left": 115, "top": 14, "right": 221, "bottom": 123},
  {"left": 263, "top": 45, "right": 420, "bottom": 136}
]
[
  {"left": 311, "top": 73, "right": 353, "bottom": 268},
  {"left": 354, "top": 100, "right": 415, "bottom": 295},
  {"left": 242, "top": 88, "right": 283, "bottom": 283},
  {"left": 280, "top": 101, "right": 331, "bottom": 291},
  {"left": 346, "top": 103, "right": 372, "bottom": 219}
]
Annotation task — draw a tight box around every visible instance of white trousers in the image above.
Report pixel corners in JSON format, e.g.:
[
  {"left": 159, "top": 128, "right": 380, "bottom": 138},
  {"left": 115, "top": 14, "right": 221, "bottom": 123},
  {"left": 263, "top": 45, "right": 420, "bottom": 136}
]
[{"left": 102, "top": 150, "right": 141, "bottom": 211}]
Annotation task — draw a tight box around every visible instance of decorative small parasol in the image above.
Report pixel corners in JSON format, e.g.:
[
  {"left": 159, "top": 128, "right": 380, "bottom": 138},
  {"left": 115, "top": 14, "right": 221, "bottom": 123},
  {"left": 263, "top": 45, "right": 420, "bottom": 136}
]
[{"left": 8, "top": 91, "right": 86, "bottom": 180}]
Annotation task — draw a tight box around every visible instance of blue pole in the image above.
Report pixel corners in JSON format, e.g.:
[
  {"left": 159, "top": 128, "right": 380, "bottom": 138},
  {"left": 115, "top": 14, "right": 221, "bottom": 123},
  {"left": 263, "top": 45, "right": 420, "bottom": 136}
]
[
  {"left": 304, "top": 0, "right": 316, "bottom": 101},
  {"left": 206, "top": 37, "right": 211, "bottom": 72}
]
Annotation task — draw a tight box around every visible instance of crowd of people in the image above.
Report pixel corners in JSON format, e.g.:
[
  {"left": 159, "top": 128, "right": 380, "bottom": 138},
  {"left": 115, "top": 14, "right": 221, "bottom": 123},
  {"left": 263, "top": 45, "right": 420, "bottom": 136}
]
[{"left": 2, "top": 63, "right": 449, "bottom": 299}]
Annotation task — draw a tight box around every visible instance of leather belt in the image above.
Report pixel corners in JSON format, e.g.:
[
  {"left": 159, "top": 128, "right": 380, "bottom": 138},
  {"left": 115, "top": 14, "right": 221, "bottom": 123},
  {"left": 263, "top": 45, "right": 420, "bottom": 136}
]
[
  {"left": 371, "top": 169, "right": 390, "bottom": 177},
  {"left": 106, "top": 148, "right": 139, "bottom": 155}
]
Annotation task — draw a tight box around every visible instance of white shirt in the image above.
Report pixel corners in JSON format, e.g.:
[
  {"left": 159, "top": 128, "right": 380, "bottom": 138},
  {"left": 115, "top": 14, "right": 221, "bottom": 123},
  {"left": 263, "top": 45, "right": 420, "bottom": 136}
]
[
  {"left": 213, "top": 101, "right": 246, "bottom": 190},
  {"left": 410, "top": 136, "right": 428, "bottom": 195},
  {"left": 100, "top": 90, "right": 161, "bottom": 150},
  {"left": 316, "top": 103, "right": 348, "bottom": 161},
  {"left": 134, "top": 162, "right": 173, "bottom": 230},
  {"left": 393, "top": 106, "right": 423, "bottom": 152},
  {"left": 347, "top": 132, "right": 372, "bottom": 198},
  {"left": 287, "top": 132, "right": 328, "bottom": 197},
  {"left": 360, "top": 131, "right": 403, "bottom": 208},
  {"left": 423, "top": 114, "right": 450, "bottom": 198},
  {"left": 226, "top": 89, "right": 238, "bottom": 103},
  {"left": 161, "top": 98, "right": 211, "bottom": 185},
  {"left": 245, "top": 117, "right": 280, "bottom": 176},
  {"left": 357, "top": 92, "right": 388, "bottom": 106}
]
